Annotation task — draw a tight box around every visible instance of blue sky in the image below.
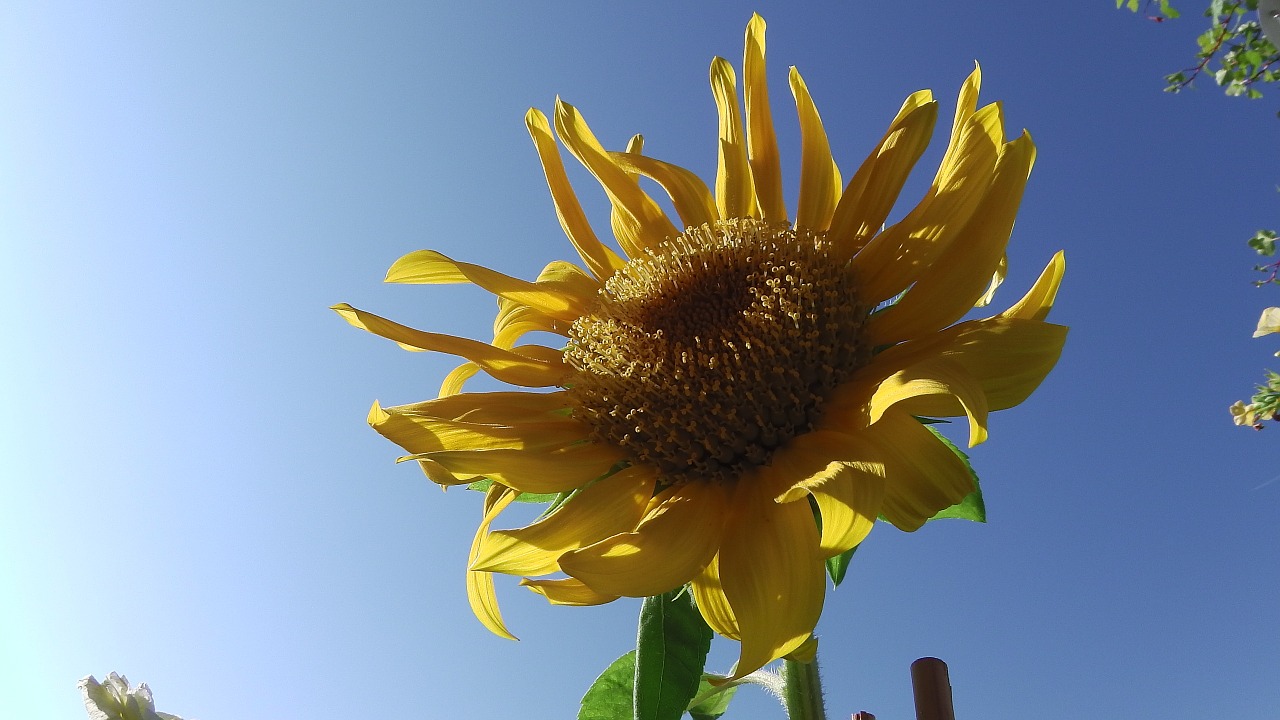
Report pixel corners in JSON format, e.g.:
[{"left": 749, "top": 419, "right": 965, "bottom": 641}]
[{"left": 2, "top": 2, "right": 1277, "bottom": 718}]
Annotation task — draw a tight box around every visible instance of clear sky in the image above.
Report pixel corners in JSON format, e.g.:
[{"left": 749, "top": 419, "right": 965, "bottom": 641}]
[{"left": 2, "top": 2, "right": 1277, "bottom": 719}]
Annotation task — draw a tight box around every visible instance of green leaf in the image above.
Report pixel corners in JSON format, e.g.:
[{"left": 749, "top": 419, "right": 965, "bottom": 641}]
[
  {"left": 923, "top": 425, "right": 987, "bottom": 523},
  {"left": 579, "top": 651, "right": 637, "bottom": 720},
  {"left": 634, "top": 589, "right": 713, "bottom": 720},
  {"left": 687, "top": 680, "right": 739, "bottom": 720},
  {"left": 825, "top": 544, "right": 859, "bottom": 587},
  {"left": 1249, "top": 230, "right": 1278, "bottom": 256}
]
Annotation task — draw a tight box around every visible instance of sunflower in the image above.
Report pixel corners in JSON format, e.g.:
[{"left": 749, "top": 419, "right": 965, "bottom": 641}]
[{"left": 335, "top": 14, "right": 1066, "bottom": 680}]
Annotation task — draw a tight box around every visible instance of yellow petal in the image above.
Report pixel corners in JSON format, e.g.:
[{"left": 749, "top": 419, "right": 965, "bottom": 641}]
[
  {"left": 525, "top": 108, "right": 625, "bottom": 279},
  {"left": 439, "top": 362, "right": 480, "bottom": 397},
  {"left": 999, "top": 251, "right": 1065, "bottom": 322},
  {"left": 974, "top": 253, "right": 1008, "bottom": 308},
  {"left": 558, "top": 480, "right": 729, "bottom": 597},
  {"left": 919, "top": 317, "right": 1068, "bottom": 414},
  {"left": 710, "top": 57, "right": 758, "bottom": 220},
  {"left": 412, "top": 441, "right": 628, "bottom": 494},
  {"left": 808, "top": 463, "right": 885, "bottom": 558},
  {"left": 940, "top": 63, "right": 983, "bottom": 176},
  {"left": 471, "top": 465, "right": 657, "bottom": 575},
  {"left": 368, "top": 401, "right": 588, "bottom": 455},
  {"left": 790, "top": 67, "right": 841, "bottom": 232},
  {"left": 332, "top": 303, "right": 570, "bottom": 387},
  {"left": 717, "top": 479, "right": 824, "bottom": 681},
  {"left": 467, "top": 483, "right": 518, "bottom": 640},
  {"left": 861, "top": 410, "right": 974, "bottom": 532},
  {"left": 492, "top": 302, "right": 565, "bottom": 349},
  {"left": 691, "top": 554, "right": 740, "bottom": 640},
  {"left": 827, "top": 94, "right": 938, "bottom": 260},
  {"left": 743, "top": 14, "right": 786, "bottom": 222},
  {"left": 610, "top": 135, "right": 648, "bottom": 254},
  {"left": 520, "top": 577, "right": 619, "bottom": 606},
  {"left": 864, "top": 132, "right": 1036, "bottom": 345},
  {"left": 554, "top": 100, "right": 679, "bottom": 254},
  {"left": 850, "top": 102, "right": 1005, "bottom": 304},
  {"left": 388, "top": 390, "right": 572, "bottom": 424},
  {"left": 867, "top": 356, "right": 990, "bottom": 447},
  {"left": 610, "top": 151, "right": 719, "bottom": 229},
  {"left": 384, "top": 249, "right": 589, "bottom": 323}
]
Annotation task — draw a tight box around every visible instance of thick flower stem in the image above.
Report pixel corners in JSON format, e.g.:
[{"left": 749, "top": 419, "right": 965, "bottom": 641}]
[{"left": 781, "top": 657, "right": 827, "bottom": 720}]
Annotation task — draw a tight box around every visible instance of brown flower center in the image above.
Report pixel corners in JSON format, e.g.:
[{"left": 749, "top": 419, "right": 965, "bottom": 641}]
[{"left": 564, "top": 219, "right": 872, "bottom": 486}]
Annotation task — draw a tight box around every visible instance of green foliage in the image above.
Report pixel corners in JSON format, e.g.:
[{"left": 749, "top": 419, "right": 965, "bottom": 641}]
[
  {"left": 579, "top": 651, "right": 637, "bottom": 720},
  {"left": 1232, "top": 370, "right": 1280, "bottom": 427},
  {"left": 1118, "top": 1, "right": 1280, "bottom": 98},
  {"left": 634, "top": 589, "right": 714, "bottom": 720},
  {"left": 578, "top": 589, "right": 726, "bottom": 720}
]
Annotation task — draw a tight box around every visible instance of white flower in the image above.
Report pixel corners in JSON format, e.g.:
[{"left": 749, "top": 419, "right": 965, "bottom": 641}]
[{"left": 79, "top": 673, "right": 184, "bottom": 720}]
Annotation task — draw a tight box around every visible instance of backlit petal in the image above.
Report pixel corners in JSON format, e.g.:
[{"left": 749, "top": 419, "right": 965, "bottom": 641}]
[
  {"left": 710, "top": 57, "right": 758, "bottom": 220},
  {"left": 999, "top": 251, "right": 1065, "bottom": 322},
  {"left": 555, "top": 99, "right": 679, "bottom": 254},
  {"left": 559, "top": 480, "right": 729, "bottom": 597},
  {"left": 412, "top": 441, "right": 627, "bottom": 494},
  {"left": 865, "top": 132, "right": 1035, "bottom": 344},
  {"left": 385, "top": 249, "right": 589, "bottom": 322},
  {"left": 472, "top": 465, "right": 657, "bottom": 575},
  {"left": 718, "top": 479, "right": 824, "bottom": 681},
  {"left": 332, "top": 303, "right": 569, "bottom": 387},
  {"left": 868, "top": 356, "right": 990, "bottom": 447},
  {"left": 467, "top": 484, "right": 518, "bottom": 640},
  {"left": 828, "top": 91, "right": 937, "bottom": 259},
  {"left": 520, "top": 577, "right": 619, "bottom": 606},
  {"left": 862, "top": 410, "right": 975, "bottom": 531},
  {"left": 610, "top": 151, "right": 719, "bottom": 229},
  {"left": 691, "top": 554, "right": 740, "bottom": 640},
  {"left": 744, "top": 14, "right": 786, "bottom": 222},
  {"left": 526, "top": 108, "right": 625, "bottom": 278},
  {"left": 790, "top": 67, "right": 841, "bottom": 232}
]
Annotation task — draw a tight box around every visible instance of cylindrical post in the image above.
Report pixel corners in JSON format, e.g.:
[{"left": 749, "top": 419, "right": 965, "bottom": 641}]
[{"left": 910, "top": 657, "right": 955, "bottom": 720}]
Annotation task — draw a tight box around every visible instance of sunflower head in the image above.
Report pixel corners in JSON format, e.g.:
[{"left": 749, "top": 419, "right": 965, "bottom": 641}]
[{"left": 337, "top": 13, "right": 1067, "bottom": 680}]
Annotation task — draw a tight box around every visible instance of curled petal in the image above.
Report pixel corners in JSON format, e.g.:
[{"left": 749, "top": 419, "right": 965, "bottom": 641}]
[
  {"left": 467, "top": 484, "right": 519, "bottom": 640},
  {"left": 868, "top": 356, "right": 990, "bottom": 447},
  {"left": 520, "top": 577, "right": 619, "bottom": 606},
  {"left": 385, "top": 249, "right": 589, "bottom": 322}
]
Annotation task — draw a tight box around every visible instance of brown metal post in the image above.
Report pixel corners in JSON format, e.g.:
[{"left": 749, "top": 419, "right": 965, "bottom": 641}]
[
  {"left": 910, "top": 657, "right": 956, "bottom": 720},
  {"left": 852, "top": 713, "right": 876, "bottom": 720}
]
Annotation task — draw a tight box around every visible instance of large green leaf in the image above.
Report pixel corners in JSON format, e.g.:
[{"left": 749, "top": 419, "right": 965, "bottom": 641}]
[
  {"left": 924, "top": 425, "right": 986, "bottom": 523},
  {"left": 634, "top": 589, "right": 713, "bottom": 720},
  {"left": 578, "top": 651, "right": 636, "bottom": 720}
]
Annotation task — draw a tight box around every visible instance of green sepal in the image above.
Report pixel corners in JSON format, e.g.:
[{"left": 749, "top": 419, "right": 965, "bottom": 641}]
[
  {"left": 825, "top": 544, "right": 859, "bottom": 587},
  {"left": 634, "top": 588, "right": 713, "bottom": 720},
  {"left": 465, "top": 478, "right": 562, "bottom": 505},
  {"left": 686, "top": 679, "right": 738, "bottom": 720},
  {"left": 578, "top": 650, "right": 637, "bottom": 720},
  {"left": 923, "top": 425, "right": 987, "bottom": 523}
]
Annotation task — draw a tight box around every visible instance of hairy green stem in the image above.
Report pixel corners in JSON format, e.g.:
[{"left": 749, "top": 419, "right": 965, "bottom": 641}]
[{"left": 781, "top": 657, "right": 826, "bottom": 720}]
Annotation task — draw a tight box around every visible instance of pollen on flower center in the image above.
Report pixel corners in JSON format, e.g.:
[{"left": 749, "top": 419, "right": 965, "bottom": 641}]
[{"left": 565, "top": 219, "right": 873, "bottom": 486}]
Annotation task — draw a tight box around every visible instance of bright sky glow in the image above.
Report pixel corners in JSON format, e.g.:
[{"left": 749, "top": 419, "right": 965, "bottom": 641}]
[{"left": 2, "top": 2, "right": 1277, "bottom": 719}]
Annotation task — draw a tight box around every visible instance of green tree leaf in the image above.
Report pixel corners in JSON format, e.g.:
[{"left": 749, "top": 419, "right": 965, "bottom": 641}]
[
  {"left": 634, "top": 589, "right": 713, "bottom": 720},
  {"left": 924, "top": 425, "right": 987, "bottom": 523},
  {"left": 579, "top": 651, "right": 637, "bottom": 720}
]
